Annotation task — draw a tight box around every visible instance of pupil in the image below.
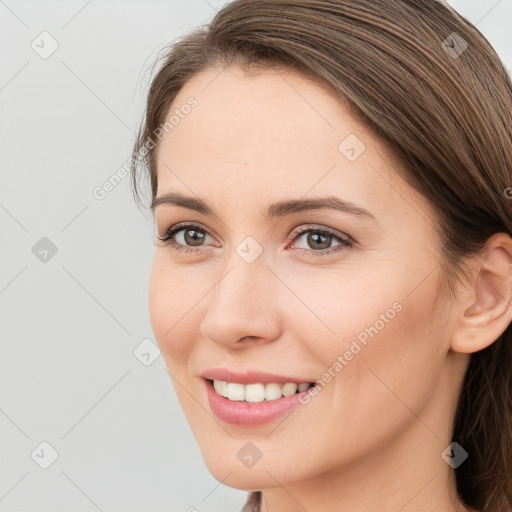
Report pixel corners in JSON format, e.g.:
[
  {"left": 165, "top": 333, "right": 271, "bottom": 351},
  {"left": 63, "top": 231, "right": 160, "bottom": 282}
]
[
  {"left": 309, "top": 232, "right": 330, "bottom": 250},
  {"left": 185, "top": 229, "right": 204, "bottom": 246}
]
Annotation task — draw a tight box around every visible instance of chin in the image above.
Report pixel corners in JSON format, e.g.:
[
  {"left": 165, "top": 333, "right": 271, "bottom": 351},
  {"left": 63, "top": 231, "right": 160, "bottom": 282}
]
[
  {"left": 201, "top": 444, "right": 308, "bottom": 491},
  {"left": 207, "top": 465, "right": 272, "bottom": 492}
]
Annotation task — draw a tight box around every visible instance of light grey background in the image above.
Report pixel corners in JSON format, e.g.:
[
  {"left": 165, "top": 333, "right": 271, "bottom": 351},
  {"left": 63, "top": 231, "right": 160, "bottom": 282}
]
[{"left": 1, "top": 1, "right": 510, "bottom": 511}]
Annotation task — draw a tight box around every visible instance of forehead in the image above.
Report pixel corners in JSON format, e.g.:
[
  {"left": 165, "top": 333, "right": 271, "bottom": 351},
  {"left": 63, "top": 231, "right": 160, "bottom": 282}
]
[
  {"left": 159, "top": 65, "right": 360, "bottom": 162},
  {"left": 154, "top": 65, "right": 434, "bottom": 228}
]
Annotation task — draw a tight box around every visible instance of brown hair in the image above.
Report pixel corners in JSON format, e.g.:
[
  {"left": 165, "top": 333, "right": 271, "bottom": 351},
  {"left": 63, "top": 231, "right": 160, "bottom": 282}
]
[{"left": 131, "top": 1, "right": 512, "bottom": 510}]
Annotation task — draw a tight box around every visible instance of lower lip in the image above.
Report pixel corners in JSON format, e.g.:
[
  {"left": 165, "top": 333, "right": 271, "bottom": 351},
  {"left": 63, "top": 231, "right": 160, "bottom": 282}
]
[{"left": 203, "top": 379, "right": 314, "bottom": 426}]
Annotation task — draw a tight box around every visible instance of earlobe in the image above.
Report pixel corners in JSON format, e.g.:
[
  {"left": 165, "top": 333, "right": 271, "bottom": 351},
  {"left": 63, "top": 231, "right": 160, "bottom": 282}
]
[{"left": 451, "top": 233, "right": 512, "bottom": 354}]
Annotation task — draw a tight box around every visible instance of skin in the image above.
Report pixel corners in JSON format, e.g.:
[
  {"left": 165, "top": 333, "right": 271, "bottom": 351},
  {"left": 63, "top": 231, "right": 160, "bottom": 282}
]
[{"left": 148, "top": 64, "right": 512, "bottom": 512}]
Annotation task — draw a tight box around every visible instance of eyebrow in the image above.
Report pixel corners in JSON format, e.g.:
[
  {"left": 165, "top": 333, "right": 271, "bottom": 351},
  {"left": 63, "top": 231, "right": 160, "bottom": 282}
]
[{"left": 151, "top": 192, "right": 376, "bottom": 221}]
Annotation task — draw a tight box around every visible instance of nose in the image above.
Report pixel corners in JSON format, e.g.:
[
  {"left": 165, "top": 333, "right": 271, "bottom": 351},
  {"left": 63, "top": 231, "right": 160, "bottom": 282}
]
[{"left": 199, "top": 254, "right": 283, "bottom": 349}]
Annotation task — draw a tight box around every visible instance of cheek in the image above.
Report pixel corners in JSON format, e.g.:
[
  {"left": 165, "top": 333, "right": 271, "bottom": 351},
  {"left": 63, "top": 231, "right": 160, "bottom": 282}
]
[
  {"left": 300, "top": 255, "right": 444, "bottom": 390},
  {"left": 312, "top": 239, "right": 446, "bottom": 375},
  {"left": 320, "top": 266, "right": 446, "bottom": 427},
  {"left": 285, "top": 266, "right": 402, "bottom": 364},
  {"left": 148, "top": 255, "right": 202, "bottom": 366}
]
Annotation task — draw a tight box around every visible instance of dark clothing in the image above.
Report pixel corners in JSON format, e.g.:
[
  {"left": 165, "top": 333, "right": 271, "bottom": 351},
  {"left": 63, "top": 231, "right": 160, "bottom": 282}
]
[{"left": 242, "top": 491, "right": 262, "bottom": 512}]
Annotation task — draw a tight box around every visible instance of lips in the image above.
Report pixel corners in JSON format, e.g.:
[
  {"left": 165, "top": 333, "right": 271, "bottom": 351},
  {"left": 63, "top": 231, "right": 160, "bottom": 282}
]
[
  {"left": 201, "top": 368, "right": 316, "bottom": 385},
  {"left": 200, "top": 368, "right": 318, "bottom": 426}
]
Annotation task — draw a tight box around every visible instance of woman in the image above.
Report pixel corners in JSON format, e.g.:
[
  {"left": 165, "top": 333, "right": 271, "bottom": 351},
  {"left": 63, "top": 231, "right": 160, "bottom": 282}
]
[{"left": 131, "top": 1, "right": 512, "bottom": 510}]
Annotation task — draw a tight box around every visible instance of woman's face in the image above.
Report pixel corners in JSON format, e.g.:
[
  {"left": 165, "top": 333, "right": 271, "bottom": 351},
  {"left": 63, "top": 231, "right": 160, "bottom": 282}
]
[{"left": 149, "top": 65, "right": 468, "bottom": 492}]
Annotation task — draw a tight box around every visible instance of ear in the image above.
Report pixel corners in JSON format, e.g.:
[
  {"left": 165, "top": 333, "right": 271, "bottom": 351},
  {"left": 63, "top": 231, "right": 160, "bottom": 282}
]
[{"left": 450, "top": 233, "right": 512, "bottom": 354}]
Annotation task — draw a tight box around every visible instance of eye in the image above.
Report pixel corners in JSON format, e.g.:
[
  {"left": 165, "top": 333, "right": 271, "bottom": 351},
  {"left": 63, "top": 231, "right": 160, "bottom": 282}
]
[
  {"left": 288, "top": 224, "right": 353, "bottom": 257},
  {"left": 157, "top": 222, "right": 353, "bottom": 257},
  {"left": 157, "top": 222, "right": 216, "bottom": 254}
]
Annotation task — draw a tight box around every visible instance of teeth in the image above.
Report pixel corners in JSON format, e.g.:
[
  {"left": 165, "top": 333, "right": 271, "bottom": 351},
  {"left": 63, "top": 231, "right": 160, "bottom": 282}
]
[
  {"left": 212, "top": 380, "right": 313, "bottom": 402},
  {"left": 213, "top": 379, "right": 227, "bottom": 397},
  {"left": 282, "top": 383, "right": 297, "bottom": 396},
  {"left": 245, "top": 383, "right": 266, "bottom": 403},
  {"left": 265, "top": 383, "right": 282, "bottom": 401},
  {"left": 226, "top": 382, "right": 245, "bottom": 401}
]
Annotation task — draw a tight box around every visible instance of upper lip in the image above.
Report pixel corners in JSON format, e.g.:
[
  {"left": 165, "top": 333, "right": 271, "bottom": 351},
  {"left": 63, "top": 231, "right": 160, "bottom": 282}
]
[{"left": 201, "top": 368, "right": 315, "bottom": 385}]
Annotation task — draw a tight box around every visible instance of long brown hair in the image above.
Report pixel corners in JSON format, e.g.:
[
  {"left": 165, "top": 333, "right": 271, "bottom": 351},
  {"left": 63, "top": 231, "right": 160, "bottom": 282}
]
[{"left": 131, "top": 1, "right": 512, "bottom": 510}]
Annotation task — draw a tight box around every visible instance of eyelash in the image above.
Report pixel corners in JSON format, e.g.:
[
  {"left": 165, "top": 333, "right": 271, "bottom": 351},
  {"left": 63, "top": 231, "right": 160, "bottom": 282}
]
[{"left": 157, "top": 222, "right": 353, "bottom": 258}]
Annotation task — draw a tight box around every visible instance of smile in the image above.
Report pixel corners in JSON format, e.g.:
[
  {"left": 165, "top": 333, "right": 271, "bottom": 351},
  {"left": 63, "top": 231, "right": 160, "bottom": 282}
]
[
  {"left": 212, "top": 379, "right": 315, "bottom": 402},
  {"left": 202, "top": 376, "right": 318, "bottom": 426}
]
